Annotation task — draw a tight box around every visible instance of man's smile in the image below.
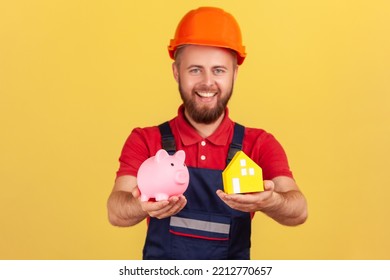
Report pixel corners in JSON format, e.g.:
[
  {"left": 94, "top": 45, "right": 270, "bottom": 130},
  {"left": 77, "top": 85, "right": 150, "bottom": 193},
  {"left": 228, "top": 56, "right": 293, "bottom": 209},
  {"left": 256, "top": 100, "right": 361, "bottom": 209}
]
[{"left": 195, "top": 91, "right": 217, "bottom": 98}]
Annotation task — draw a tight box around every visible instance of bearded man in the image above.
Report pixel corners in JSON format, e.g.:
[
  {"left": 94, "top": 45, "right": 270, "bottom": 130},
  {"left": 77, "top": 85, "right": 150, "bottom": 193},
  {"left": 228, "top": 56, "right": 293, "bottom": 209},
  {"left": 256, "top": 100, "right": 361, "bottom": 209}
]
[{"left": 107, "top": 7, "right": 307, "bottom": 260}]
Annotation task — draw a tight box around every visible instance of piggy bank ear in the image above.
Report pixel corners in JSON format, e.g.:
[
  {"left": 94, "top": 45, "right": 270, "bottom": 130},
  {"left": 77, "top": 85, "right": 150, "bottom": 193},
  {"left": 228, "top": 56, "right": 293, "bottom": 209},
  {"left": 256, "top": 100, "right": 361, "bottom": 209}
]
[
  {"left": 155, "top": 149, "right": 169, "bottom": 163},
  {"left": 174, "top": 150, "right": 186, "bottom": 162}
]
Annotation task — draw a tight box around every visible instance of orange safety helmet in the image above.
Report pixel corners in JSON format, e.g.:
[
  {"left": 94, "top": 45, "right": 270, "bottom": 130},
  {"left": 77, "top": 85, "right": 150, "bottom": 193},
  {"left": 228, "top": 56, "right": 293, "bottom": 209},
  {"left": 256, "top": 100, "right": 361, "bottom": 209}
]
[{"left": 168, "top": 7, "right": 246, "bottom": 65}]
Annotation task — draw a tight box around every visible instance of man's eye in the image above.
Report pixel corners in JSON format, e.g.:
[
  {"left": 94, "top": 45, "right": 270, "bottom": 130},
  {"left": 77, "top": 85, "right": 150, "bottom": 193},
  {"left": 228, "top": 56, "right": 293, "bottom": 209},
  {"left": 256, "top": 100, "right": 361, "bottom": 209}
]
[
  {"left": 214, "top": 68, "right": 226, "bottom": 74},
  {"left": 189, "top": 68, "right": 200, "bottom": 74}
]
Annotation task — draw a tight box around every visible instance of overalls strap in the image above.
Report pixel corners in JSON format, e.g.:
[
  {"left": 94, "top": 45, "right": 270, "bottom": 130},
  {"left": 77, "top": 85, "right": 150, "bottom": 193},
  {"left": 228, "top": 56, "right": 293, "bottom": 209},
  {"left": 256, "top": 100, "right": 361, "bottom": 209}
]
[
  {"left": 227, "top": 123, "right": 245, "bottom": 164},
  {"left": 158, "top": 121, "right": 176, "bottom": 155}
]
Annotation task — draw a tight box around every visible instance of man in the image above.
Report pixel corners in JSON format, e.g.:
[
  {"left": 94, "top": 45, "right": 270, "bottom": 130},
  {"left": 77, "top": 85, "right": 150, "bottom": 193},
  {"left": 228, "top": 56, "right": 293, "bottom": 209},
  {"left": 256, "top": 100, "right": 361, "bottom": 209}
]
[{"left": 107, "top": 7, "right": 307, "bottom": 259}]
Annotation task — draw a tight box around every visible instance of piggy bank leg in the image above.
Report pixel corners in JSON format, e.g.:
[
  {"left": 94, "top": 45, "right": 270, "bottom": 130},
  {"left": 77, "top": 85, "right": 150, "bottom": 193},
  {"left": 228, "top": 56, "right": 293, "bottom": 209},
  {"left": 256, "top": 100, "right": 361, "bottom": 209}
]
[
  {"left": 140, "top": 194, "right": 150, "bottom": 202},
  {"left": 155, "top": 193, "right": 169, "bottom": 201}
]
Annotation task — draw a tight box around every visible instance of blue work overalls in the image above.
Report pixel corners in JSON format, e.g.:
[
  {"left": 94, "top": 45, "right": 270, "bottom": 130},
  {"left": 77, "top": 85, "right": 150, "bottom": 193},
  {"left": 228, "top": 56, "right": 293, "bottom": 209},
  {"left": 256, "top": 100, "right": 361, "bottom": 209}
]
[{"left": 142, "top": 122, "right": 251, "bottom": 259}]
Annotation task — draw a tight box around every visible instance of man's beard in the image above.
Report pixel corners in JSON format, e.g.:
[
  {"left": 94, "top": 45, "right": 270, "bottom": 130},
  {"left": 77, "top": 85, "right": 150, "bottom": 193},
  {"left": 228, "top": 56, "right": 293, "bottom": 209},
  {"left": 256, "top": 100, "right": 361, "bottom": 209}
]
[{"left": 178, "top": 80, "right": 234, "bottom": 124}]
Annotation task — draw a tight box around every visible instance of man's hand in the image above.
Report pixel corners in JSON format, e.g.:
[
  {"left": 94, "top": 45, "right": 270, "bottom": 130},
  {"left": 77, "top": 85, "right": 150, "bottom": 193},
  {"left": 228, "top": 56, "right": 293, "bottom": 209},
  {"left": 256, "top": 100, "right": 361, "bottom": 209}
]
[
  {"left": 132, "top": 188, "right": 187, "bottom": 219},
  {"left": 216, "top": 180, "right": 276, "bottom": 213},
  {"left": 217, "top": 177, "right": 307, "bottom": 226}
]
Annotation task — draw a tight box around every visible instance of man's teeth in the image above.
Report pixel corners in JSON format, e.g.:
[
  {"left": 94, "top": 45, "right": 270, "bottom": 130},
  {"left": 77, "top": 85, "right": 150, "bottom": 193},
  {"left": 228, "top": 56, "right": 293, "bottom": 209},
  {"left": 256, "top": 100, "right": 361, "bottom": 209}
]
[{"left": 196, "top": 92, "right": 216, "bottom": 97}]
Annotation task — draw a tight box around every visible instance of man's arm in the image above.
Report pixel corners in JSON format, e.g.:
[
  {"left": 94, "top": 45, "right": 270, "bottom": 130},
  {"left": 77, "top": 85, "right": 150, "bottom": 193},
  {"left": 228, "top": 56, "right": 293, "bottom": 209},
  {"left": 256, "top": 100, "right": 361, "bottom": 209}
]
[
  {"left": 107, "top": 175, "right": 188, "bottom": 227},
  {"left": 107, "top": 175, "right": 148, "bottom": 227},
  {"left": 216, "top": 176, "right": 308, "bottom": 226}
]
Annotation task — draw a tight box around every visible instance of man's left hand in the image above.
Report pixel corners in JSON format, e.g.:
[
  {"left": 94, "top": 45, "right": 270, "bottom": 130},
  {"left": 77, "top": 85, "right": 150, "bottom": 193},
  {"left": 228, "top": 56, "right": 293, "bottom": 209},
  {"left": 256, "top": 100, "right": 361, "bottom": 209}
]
[{"left": 216, "top": 180, "right": 277, "bottom": 213}]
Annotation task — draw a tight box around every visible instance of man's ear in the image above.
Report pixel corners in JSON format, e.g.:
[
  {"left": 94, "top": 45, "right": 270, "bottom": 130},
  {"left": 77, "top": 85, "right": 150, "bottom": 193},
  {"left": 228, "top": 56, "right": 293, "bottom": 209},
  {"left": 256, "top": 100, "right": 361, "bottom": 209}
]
[
  {"left": 233, "top": 65, "right": 239, "bottom": 82},
  {"left": 172, "top": 62, "right": 179, "bottom": 83}
]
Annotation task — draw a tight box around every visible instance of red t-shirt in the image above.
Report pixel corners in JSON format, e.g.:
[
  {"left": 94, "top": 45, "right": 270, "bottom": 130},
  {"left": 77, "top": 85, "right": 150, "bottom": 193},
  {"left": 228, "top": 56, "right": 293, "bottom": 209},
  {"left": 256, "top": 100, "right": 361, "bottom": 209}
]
[{"left": 116, "top": 106, "right": 293, "bottom": 180}]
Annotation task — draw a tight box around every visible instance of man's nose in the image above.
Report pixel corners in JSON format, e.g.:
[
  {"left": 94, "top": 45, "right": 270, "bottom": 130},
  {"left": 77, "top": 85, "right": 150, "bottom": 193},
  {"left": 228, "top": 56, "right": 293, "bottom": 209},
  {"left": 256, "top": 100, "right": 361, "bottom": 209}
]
[{"left": 202, "top": 71, "right": 215, "bottom": 86}]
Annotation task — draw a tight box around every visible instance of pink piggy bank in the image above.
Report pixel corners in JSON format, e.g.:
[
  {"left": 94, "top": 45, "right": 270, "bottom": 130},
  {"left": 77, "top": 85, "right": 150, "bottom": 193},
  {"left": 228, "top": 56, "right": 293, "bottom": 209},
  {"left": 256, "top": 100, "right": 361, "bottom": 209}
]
[{"left": 137, "top": 149, "right": 189, "bottom": 202}]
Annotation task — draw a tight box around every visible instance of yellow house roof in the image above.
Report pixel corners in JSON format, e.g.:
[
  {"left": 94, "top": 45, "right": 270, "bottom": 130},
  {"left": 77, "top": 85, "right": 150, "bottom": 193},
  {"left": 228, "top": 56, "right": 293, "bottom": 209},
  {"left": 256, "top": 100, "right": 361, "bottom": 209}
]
[{"left": 222, "top": 151, "right": 264, "bottom": 194}]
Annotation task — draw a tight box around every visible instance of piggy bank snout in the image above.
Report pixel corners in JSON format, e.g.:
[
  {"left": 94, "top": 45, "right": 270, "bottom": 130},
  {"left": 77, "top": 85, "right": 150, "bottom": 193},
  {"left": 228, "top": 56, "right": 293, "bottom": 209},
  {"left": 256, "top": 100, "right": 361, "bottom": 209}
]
[{"left": 175, "top": 170, "right": 189, "bottom": 185}]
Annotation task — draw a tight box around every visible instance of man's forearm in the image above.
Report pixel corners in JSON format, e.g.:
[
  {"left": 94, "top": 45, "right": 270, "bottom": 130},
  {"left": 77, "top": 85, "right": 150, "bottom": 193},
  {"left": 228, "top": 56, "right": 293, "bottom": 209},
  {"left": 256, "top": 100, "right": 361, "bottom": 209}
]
[
  {"left": 107, "top": 191, "right": 147, "bottom": 227},
  {"left": 263, "top": 190, "right": 308, "bottom": 226}
]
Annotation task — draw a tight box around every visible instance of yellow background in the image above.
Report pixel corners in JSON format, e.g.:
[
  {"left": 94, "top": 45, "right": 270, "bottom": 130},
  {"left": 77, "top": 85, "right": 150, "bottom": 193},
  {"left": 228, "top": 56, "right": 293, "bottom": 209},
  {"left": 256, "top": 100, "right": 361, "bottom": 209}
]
[{"left": 1, "top": 0, "right": 389, "bottom": 259}]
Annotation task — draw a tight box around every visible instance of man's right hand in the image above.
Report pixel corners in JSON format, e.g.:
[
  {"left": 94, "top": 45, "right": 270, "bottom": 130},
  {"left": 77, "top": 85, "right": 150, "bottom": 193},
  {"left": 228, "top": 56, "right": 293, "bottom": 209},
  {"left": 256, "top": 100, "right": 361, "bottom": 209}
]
[{"left": 132, "top": 187, "right": 187, "bottom": 219}]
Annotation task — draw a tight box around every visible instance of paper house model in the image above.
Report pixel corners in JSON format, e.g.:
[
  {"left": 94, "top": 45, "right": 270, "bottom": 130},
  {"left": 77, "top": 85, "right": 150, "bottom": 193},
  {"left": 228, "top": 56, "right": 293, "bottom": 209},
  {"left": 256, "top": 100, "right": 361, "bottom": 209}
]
[{"left": 222, "top": 151, "right": 264, "bottom": 194}]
